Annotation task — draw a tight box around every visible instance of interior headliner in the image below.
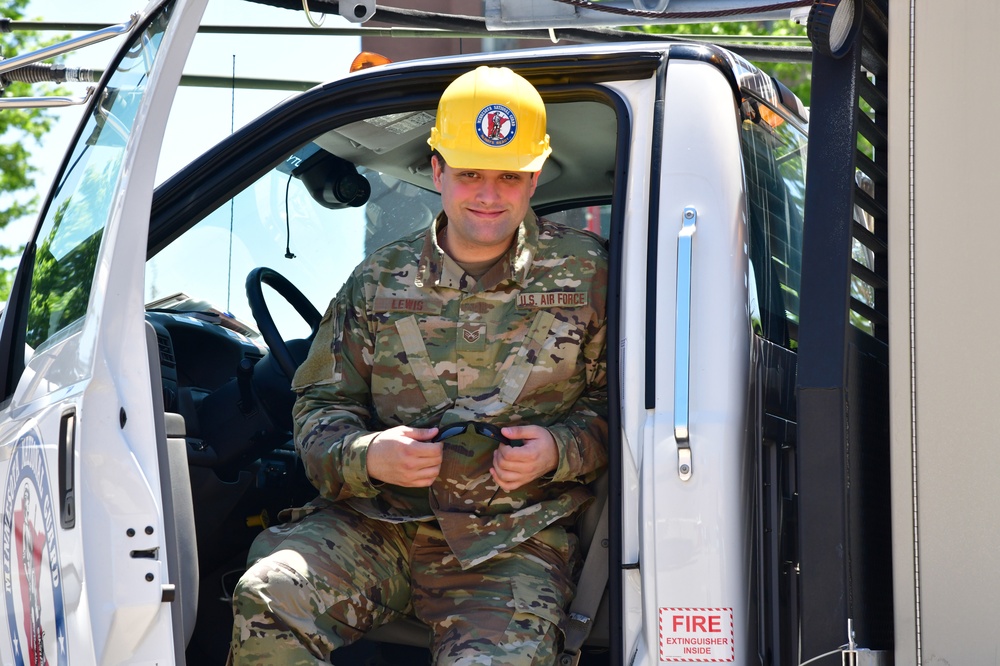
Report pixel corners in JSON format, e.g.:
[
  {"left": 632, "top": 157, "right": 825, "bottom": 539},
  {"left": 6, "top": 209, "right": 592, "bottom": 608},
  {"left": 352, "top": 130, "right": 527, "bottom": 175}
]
[{"left": 312, "top": 99, "right": 620, "bottom": 210}]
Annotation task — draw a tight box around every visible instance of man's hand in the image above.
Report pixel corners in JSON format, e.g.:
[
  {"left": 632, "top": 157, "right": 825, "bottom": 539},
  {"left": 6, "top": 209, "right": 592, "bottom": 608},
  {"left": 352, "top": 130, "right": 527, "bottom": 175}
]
[
  {"left": 366, "top": 426, "right": 442, "bottom": 487},
  {"left": 490, "top": 425, "right": 559, "bottom": 492}
]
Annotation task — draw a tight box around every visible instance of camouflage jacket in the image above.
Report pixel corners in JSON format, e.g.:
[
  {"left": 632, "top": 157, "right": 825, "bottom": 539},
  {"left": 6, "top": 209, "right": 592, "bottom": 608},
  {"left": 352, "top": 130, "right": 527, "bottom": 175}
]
[{"left": 291, "top": 210, "right": 608, "bottom": 568}]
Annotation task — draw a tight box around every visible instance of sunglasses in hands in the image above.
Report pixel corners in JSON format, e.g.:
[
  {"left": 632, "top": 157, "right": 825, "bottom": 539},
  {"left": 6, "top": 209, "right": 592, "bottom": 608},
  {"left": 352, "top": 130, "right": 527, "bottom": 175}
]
[
  {"left": 437, "top": 421, "right": 522, "bottom": 448},
  {"left": 437, "top": 421, "right": 522, "bottom": 507}
]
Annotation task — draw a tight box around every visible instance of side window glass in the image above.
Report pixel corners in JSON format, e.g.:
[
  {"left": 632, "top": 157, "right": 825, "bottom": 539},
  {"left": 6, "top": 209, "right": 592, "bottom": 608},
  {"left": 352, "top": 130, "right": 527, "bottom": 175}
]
[
  {"left": 742, "top": 101, "right": 807, "bottom": 348},
  {"left": 24, "top": 4, "right": 174, "bottom": 353},
  {"left": 543, "top": 205, "right": 611, "bottom": 240},
  {"left": 145, "top": 161, "right": 444, "bottom": 341}
]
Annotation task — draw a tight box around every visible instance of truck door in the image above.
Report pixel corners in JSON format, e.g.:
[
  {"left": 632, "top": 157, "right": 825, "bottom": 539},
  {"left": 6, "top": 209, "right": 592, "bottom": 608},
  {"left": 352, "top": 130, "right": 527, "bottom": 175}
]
[
  {"left": 0, "top": 0, "right": 207, "bottom": 664},
  {"left": 644, "top": 56, "right": 753, "bottom": 665},
  {"left": 621, "top": 51, "right": 808, "bottom": 665}
]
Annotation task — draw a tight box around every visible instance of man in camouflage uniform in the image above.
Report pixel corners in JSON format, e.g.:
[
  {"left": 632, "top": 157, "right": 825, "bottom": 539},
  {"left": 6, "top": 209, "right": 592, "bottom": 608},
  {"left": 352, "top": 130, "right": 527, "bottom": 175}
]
[{"left": 230, "top": 66, "right": 608, "bottom": 666}]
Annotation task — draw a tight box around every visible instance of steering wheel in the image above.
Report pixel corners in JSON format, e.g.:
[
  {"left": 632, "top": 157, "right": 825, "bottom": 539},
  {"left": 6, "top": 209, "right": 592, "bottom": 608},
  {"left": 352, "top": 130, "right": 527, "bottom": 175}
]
[{"left": 246, "top": 267, "right": 323, "bottom": 380}]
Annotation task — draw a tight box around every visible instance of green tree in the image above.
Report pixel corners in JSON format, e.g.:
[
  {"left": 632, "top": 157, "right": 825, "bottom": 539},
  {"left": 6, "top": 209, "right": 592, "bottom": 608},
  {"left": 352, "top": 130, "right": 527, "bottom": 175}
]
[
  {"left": 636, "top": 20, "right": 811, "bottom": 104},
  {"left": 1, "top": 0, "right": 66, "bottom": 301}
]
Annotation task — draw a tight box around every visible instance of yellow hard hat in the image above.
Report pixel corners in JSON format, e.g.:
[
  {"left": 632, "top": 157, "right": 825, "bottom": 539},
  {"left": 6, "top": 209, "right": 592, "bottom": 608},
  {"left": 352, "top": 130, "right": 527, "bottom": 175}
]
[{"left": 427, "top": 66, "right": 552, "bottom": 172}]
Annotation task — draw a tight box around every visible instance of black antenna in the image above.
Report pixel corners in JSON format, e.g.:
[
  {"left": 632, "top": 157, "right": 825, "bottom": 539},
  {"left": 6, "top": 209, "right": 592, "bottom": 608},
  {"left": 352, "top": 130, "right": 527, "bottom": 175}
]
[
  {"left": 226, "top": 54, "right": 236, "bottom": 312},
  {"left": 284, "top": 171, "right": 295, "bottom": 259}
]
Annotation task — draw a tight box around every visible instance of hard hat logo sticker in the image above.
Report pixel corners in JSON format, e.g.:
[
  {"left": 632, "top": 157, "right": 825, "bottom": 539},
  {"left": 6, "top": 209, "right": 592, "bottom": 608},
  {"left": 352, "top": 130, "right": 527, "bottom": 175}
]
[{"left": 476, "top": 104, "right": 517, "bottom": 147}]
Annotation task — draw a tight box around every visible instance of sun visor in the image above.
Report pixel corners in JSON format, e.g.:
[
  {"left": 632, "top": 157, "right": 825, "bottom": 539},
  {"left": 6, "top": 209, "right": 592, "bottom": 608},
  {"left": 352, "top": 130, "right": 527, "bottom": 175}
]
[{"left": 331, "top": 111, "right": 437, "bottom": 155}]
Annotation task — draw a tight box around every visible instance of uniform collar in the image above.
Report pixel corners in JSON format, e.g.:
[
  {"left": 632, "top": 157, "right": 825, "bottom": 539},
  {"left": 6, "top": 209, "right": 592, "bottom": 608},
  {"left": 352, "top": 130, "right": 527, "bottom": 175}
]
[{"left": 415, "top": 210, "right": 538, "bottom": 291}]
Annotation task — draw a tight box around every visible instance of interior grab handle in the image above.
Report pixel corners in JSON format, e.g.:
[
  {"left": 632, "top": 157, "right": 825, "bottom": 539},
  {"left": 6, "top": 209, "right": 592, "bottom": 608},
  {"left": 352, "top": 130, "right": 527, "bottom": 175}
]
[{"left": 674, "top": 206, "right": 696, "bottom": 481}]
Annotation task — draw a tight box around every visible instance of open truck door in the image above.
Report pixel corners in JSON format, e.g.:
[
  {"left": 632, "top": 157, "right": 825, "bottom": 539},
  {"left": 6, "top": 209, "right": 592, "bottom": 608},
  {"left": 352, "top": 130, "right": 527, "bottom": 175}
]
[{"left": 0, "top": 0, "right": 207, "bottom": 663}]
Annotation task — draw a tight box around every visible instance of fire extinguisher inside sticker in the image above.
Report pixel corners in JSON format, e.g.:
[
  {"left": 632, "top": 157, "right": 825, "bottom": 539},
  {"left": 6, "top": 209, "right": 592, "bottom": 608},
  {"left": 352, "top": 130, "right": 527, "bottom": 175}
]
[{"left": 658, "top": 607, "right": 734, "bottom": 663}]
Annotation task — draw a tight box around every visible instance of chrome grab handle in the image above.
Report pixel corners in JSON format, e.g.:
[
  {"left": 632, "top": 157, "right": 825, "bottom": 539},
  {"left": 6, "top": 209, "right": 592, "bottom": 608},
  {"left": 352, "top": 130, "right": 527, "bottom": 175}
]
[
  {"left": 674, "top": 207, "right": 696, "bottom": 481},
  {"left": 0, "top": 15, "right": 139, "bottom": 76},
  {"left": 0, "top": 86, "right": 95, "bottom": 109}
]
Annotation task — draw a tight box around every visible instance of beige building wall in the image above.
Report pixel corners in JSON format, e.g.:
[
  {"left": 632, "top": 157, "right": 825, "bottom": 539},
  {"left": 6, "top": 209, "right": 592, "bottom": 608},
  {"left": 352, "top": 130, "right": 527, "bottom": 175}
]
[{"left": 889, "top": 1, "right": 1000, "bottom": 662}]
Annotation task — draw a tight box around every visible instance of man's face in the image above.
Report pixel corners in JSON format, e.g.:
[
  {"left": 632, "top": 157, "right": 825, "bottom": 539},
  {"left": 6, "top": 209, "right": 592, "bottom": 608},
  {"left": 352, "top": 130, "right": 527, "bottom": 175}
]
[{"left": 431, "top": 155, "right": 540, "bottom": 262}]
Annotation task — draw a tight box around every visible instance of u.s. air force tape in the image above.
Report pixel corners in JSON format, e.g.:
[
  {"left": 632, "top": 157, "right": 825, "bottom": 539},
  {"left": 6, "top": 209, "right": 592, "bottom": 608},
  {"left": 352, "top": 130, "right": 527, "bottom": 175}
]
[{"left": 517, "top": 291, "right": 588, "bottom": 308}]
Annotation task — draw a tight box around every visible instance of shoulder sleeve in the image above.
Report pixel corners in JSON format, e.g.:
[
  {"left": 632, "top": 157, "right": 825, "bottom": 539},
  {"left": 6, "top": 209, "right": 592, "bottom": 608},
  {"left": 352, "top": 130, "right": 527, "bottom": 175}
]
[
  {"left": 290, "top": 273, "right": 382, "bottom": 501},
  {"left": 546, "top": 228, "right": 610, "bottom": 482}
]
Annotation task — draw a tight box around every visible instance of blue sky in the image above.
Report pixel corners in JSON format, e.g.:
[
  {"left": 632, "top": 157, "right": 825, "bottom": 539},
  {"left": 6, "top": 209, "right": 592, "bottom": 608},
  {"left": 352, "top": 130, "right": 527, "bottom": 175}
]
[{"left": 7, "top": 0, "right": 362, "bottom": 251}]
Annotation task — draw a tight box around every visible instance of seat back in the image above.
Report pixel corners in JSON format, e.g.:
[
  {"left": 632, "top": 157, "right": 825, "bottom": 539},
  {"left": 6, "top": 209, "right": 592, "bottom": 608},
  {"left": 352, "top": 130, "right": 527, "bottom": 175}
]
[{"left": 146, "top": 323, "right": 200, "bottom": 659}]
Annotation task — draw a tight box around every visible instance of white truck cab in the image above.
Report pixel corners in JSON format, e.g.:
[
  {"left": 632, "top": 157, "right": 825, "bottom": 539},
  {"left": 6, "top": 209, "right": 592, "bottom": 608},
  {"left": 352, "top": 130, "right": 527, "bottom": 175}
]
[{"left": 0, "top": 0, "right": 814, "bottom": 663}]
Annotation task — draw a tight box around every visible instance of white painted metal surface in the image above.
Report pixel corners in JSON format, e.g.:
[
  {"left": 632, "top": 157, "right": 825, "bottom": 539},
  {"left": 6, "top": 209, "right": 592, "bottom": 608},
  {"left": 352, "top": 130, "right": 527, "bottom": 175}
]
[{"left": 640, "top": 60, "right": 751, "bottom": 664}]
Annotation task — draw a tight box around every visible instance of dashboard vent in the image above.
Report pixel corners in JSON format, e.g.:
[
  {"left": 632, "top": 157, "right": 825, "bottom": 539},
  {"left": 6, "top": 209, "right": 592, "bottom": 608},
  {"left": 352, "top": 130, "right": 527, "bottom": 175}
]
[{"left": 157, "top": 334, "right": 176, "bottom": 368}]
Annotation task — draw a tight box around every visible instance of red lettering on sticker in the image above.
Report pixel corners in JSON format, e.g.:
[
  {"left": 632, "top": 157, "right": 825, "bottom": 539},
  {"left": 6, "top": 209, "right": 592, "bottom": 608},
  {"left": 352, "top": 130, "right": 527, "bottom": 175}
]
[{"left": 673, "top": 614, "right": 723, "bottom": 633}]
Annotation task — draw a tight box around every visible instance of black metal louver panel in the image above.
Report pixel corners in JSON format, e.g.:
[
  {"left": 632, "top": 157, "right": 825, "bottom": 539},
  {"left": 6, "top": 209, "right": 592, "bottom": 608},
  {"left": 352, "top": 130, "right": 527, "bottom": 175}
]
[
  {"left": 851, "top": 1, "right": 890, "bottom": 344},
  {"left": 796, "top": 0, "right": 893, "bottom": 663}
]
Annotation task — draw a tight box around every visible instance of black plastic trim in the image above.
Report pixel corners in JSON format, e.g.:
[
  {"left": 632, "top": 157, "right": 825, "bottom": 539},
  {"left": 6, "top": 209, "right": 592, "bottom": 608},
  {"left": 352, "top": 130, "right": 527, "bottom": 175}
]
[
  {"left": 668, "top": 42, "right": 808, "bottom": 126},
  {"left": 602, "top": 82, "right": 632, "bottom": 666},
  {"left": 0, "top": 242, "right": 35, "bottom": 401},
  {"left": 643, "top": 57, "right": 668, "bottom": 410},
  {"left": 667, "top": 43, "right": 742, "bottom": 102},
  {"left": 58, "top": 410, "right": 77, "bottom": 529}
]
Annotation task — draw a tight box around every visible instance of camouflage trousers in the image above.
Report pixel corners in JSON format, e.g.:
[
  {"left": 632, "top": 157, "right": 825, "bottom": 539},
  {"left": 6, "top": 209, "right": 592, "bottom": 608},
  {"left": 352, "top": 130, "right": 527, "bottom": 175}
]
[{"left": 229, "top": 499, "right": 578, "bottom": 665}]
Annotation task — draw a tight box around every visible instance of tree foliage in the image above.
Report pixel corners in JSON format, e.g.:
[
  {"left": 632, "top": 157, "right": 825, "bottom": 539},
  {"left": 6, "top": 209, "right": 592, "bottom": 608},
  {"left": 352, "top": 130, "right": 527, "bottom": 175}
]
[
  {"left": 1, "top": 0, "right": 66, "bottom": 301},
  {"left": 635, "top": 20, "right": 811, "bottom": 105}
]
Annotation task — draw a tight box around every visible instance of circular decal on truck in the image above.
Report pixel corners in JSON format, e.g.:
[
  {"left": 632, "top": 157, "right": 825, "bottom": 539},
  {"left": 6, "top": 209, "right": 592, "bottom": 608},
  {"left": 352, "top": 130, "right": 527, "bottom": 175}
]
[{"left": 3, "top": 430, "right": 68, "bottom": 666}]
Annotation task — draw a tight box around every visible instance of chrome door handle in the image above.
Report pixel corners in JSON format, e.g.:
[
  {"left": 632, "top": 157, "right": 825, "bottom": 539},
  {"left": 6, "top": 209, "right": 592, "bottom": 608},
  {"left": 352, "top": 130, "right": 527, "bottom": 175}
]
[{"left": 674, "top": 207, "right": 696, "bottom": 481}]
